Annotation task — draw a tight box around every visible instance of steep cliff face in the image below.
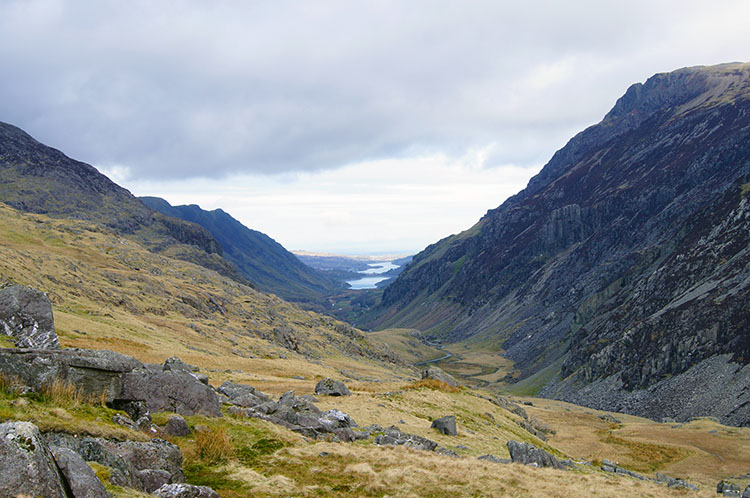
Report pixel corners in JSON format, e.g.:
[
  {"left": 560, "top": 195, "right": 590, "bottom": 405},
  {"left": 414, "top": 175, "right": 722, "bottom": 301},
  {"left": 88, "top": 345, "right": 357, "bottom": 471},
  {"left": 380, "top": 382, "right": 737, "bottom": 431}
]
[
  {"left": 369, "top": 63, "right": 750, "bottom": 424},
  {"left": 141, "top": 197, "right": 338, "bottom": 305},
  {"left": 0, "top": 122, "right": 248, "bottom": 283}
]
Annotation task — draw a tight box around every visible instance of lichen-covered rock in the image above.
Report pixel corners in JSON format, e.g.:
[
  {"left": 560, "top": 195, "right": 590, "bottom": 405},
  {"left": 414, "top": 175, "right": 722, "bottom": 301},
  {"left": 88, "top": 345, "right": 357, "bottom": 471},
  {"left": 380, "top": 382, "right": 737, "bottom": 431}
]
[
  {"left": 421, "top": 366, "right": 459, "bottom": 387},
  {"left": 153, "top": 483, "right": 219, "bottom": 498},
  {"left": 136, "top": 469, "right": 172, "bottom": 493},
  {"left": 216, "top": 380, "right": 271, "bottom": 407},
  {"left": 431, "top": 415, "right": 458, "bottom": 435},
  {"left": 314, "top": 378, "right": 351, "bottom": 396},
  {"left": 51, "top": 446, "right": 111, "bottom": 498},
  {"left": 0, "top": 284, "right": 59, "bottom": 349},
  {"left": 0, "top": 421, "right": 67, "bottom": 498},
  {"left": 506, "top": 440, "right": 565, "bottom": 470}
]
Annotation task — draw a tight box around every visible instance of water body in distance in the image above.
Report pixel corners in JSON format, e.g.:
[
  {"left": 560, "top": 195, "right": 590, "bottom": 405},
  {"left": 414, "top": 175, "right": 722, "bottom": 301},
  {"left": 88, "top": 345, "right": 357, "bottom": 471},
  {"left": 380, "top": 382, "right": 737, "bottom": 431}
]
[{"left": 347, "top": 261, "right": 400, "bottom": 289}]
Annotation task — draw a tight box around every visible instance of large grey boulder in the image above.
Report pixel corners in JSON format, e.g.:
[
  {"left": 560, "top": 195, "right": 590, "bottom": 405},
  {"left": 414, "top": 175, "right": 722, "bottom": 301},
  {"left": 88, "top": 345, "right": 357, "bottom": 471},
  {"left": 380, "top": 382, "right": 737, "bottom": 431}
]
[
  {"left": 431, "top": 415, "right": 458, "bottom": 435},
  {"left": 506, "top": 440, "right": 565, "bottom": 470},
  {"left": 51, "top": 446, "right": 111, "bottom": 498},
  {"left": 314, "top": 378, "right": 351, "bottom": 396},
  {"left": 0, "top": 421, "right": 67, "bottom": 498},
  {"left": 153, "top": 483, "right": 219, "bottom": 498},
  {"left": 0, "top": 348, "right": 143, "bottom": 401},
  {"left": 119, "top": 366, "right": 222, "bottom": 417},
  {"left": 421, "top": 366, "right": 458, "bottom": 387},
  {"left": 0, "top": 284, "right": 59, "bottom": 349},
  {"left": 164, "top": 415, "right": 191, "bottom": 437}
]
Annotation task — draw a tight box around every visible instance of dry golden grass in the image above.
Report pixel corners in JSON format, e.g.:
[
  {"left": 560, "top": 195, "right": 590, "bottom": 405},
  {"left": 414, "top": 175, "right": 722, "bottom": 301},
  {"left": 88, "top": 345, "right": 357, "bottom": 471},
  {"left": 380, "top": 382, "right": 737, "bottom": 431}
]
[
  {"left": 193, "top": 427, "right": 234, "bottom": 464},
  {"left": 40, "top": 377, "right": 104, "bottom": 408},
  {"left": 404, "top": 378, "right": 460, "bottom": 393}
]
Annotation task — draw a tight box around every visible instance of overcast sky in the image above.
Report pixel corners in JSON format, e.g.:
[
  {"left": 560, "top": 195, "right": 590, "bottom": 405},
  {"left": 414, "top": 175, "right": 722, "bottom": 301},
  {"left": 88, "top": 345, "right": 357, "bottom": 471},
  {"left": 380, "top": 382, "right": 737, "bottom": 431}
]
[{"left": 2, "top": 1, "right": 749, "bottom": 254}]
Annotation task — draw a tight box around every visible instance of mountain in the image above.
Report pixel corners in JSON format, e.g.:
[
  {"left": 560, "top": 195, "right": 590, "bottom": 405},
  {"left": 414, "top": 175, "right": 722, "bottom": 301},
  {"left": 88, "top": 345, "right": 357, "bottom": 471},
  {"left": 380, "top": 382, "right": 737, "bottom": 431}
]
[
  {"left": 140, "top": 196, "right": 338, "bottom": 305},
  {"left": 367, "top": 63, "right": 750, "bottom": 425},
  {"left": 0, "top": 121, "right": 248, "bottom": 284}
]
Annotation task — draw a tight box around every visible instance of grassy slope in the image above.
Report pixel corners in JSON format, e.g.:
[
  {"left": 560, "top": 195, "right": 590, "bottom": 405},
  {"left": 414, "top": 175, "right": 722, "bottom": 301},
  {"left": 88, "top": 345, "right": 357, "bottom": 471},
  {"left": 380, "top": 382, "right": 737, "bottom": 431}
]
[{"left": 1, "top": 202, "right": 749, "bottom": 496}]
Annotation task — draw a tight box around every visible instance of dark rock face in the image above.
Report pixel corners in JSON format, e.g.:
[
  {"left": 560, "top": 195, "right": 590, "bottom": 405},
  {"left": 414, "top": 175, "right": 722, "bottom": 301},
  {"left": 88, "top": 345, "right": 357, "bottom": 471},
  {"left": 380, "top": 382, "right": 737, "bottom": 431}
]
[
  {"left": 506, "top": 440, "right": 564, "bottom": 470},
  {"left": 370, "top": 63, "right": 750, "bottom": 425},
  {"left": 314, "top": 378, "right": 352, "bottom": 396},
  {"left": 0, "top": 421, "right": 67, "bottom": 498},
  {"left": 0, "top": 284, "right": 59, "bottom": 349},
  {"left": 153, "top": 483, "right": 220, "bottom": 498},
  {"left": 50, "top": 446, "right": 111, "bottom": 498},
  {"left": 421, "top": 366, "right": 459, "bottom": 387},
  {"left": 431, "top": 415, "right": 458, "bottom": 435},
  {"left": 373, "top": 426, "right": 438, "bottom": 451}
]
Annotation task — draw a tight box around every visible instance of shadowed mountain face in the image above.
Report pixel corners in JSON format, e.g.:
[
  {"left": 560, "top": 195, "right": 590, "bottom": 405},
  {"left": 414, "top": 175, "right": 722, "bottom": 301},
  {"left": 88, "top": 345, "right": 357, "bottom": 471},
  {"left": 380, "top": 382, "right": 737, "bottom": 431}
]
[
  {"left": 0, "top": 121, "right": 248, "bottom": 284},
  {"left": 368, "top": 63, "right": 750, "bottom": 425},
  {"left": 140, "top": 197, "right": 338, "bottom": 305}
]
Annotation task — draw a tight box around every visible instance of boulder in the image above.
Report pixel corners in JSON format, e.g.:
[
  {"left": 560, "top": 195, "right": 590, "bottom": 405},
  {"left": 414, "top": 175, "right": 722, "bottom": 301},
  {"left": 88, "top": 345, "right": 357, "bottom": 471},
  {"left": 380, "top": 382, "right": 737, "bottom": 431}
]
[
  {"left": 718, "top": 480, "right": 741, "bottom": 496},
  {"left": 314, "top": 378, "right": 351, "bottom": 396},
  {"left": 0, "top": 348, "right": 143, "bottom": 402},
  {"left": 164, "top": 415, "right": 191, "bottom": 437},
  {"left": 506, "top": 440, "right": 565, "bottom": 470},
  {"left": 118, "top": 367, "right": 222, "bottom": 417},
  {"left": 654, "top": 473, "right": 698, "bottom": 490},
  {"left": 43, "top": 432, "right": 185, "bottom": 491},
  {"left": 600, "top": 459, "right": 646, "bottom": 480},
  {"left": 216, "top": 380, "right": 271, "bottom": 407},
  {"left": 0, "top": 284, "right": 59, "bottom": 349},
  {"left": 136, "top": 469, "right": 172, "bottom": 493},
  {"left": 373, "top": 426, "right": 438, "bottom": 451},
  {"left": 431, "top": 415, "right": 458, "bottom": 435},
  {"left": 153, "top": 483, "right": 220, "bottom": 498},
  {"left": 0, "top": 421, "right": 67, "bottom": 498},
  {"left": 50, "top": 446, "right": 111, "bottom": 498},
  {"left": 478, "top": 454, "right": 510, "bottom": 464},
  {"left": 320, "top": 409, "right": 357, "bottom": 430},
  {"left": 435, "top": 447, "right": 460, "bottom": 458},
  {"left": 421, "top": 366, "right": 458, "bottom": 387}
]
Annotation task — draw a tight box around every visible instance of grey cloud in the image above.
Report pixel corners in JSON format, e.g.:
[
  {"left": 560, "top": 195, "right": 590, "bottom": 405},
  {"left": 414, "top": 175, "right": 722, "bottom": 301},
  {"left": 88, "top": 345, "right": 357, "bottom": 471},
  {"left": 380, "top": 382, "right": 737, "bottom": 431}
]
[{"left": 1, "top": 0, "right": 748, "bottom": 179}]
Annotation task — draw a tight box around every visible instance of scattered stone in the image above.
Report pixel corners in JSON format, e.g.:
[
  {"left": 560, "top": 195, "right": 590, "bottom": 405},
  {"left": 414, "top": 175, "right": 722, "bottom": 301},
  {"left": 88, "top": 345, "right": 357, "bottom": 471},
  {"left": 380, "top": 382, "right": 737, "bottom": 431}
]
[
  {"left": 153, "top": 483, "right": 219, "bottom": 498},
  {"left": 319, "top": 451, "right": 330, "bottom": 457},
  {"left": 51, "top": 446, "right": 111, "bottom": 498},
  {"left": 601, "top": 459, "right": 646, "bottom": 480},
  {"left": 164, "top": 415, "right": 191, "bottom": 437},
  {"left": 314, "top": 378, "right": 351, "bottom": 396},
  {"left": 216, "top": 380, "right": 272, "bottom": 408},
  {"left": 718, "top": 480, "right": 741, "bottom": 496},
  {"left": 0, "top": 284, "right": 59, "bottom": 349},
  {"left": 506, "top": 440, "right": 565, "bottom": 470},
  {"left": 421, "top": 366, "right": 458, "bottom": 387},
  {"left": 431, "top": 415, "right": 458, "bottom": 436},
  {"left": 435, "top": 447, "right": 460, "bottom": 458},
  {"left": 292, "top": 375, "right": 306, "bottom": 380},
  {"left": 654, "top": 473, "right": 698, "bottom": 490},
  {"left": 373, "top": 426, "right": 438, "bottom": 451},
  {"left": 598, "top": 414, "right": 622, "bottom": 424},
  {"left": 523, "top": 401, "right": 534, "bottom": 406},
  {"left": 0, "top": 421, "right": 67, "bottom": 498},
  {"left": 113, "top": 413, "right": 136, "bottom": 429},
  {"left": 478, "top": 454, "right": 510, "bottom": 464}
]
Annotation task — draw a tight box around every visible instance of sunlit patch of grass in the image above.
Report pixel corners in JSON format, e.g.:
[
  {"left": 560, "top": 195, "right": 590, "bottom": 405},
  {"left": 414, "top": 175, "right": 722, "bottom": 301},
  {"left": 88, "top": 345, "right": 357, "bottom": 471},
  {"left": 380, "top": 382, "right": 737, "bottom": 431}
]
[
  {"left": 403, "top": 378, "right": 460, "bottom": 393},
  {"left": 595, "top": 428, "right": 693, "bottom": 473},
  {"left": 0, "top": 334, "right": 15, "bottom": 348}
]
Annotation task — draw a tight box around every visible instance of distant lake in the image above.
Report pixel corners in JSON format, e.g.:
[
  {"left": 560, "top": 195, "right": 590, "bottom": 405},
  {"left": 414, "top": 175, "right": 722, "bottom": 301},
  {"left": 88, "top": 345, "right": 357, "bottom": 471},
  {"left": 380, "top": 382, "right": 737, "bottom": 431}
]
[{"left": 347, "top": 261, "right": 399, "bottom": 289}]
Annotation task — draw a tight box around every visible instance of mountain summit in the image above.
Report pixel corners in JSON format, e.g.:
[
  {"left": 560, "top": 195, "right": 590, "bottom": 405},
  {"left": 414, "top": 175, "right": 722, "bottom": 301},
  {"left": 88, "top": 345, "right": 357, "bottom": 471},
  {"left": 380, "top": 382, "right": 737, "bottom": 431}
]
[{"left": 367, "top": 62, "right": 750, "bottom": 425}]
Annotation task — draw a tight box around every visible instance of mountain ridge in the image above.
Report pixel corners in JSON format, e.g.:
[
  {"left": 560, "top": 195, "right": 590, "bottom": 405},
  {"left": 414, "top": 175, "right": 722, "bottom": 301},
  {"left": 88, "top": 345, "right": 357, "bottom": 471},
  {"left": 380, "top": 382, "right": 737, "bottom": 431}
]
[{"left": 366, "top": 62, "right": 750, "bottom": 425}]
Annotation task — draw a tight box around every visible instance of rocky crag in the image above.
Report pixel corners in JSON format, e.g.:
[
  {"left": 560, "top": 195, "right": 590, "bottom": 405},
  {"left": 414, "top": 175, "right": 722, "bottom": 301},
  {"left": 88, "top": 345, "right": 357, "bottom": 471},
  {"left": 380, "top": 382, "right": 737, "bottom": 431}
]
[{"left": 368, "top": 63, "right": 750, "bottom": 425}]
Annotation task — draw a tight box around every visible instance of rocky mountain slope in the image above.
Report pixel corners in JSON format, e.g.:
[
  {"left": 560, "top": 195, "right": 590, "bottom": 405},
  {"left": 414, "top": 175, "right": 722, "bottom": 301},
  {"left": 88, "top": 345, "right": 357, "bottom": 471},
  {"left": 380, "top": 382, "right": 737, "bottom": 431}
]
[
  {"left": 141, "top": 197, "right": 338, "bottom": 306},
  {"left": 367, "top": 62, "right": 750, "bottom": 425},
  {"left": 0, "top": 121, "right": 246, "bottom": 284}
]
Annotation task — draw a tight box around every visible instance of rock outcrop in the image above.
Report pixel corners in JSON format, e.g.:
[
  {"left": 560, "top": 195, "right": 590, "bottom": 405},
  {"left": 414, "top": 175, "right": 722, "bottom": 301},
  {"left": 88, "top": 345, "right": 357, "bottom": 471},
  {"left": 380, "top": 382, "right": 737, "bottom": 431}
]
[
  {"left": 421, "top": 366, "right": 459, "bottom": 387},
  {"left": 506, "top": 440, "right": 565, "bottom": 470},
  {"left": 50, "top": 446, "right": 111, "bottom": 498},
  {"left": 0, "top": 421, "right": 69, "bottom": 498},
  {"left": 0, "top": 284, "right": 59, "bottom": 349},
  {"left": 372, "top": 425, "right": 438, "bottom": 451}
]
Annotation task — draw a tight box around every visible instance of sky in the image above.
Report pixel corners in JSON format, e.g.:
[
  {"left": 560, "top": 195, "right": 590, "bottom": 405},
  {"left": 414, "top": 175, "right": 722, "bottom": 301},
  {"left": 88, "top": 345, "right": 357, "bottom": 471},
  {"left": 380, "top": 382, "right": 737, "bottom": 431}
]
[{"left": 1, "top": 1, "right": 749, "bottom": 254}]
